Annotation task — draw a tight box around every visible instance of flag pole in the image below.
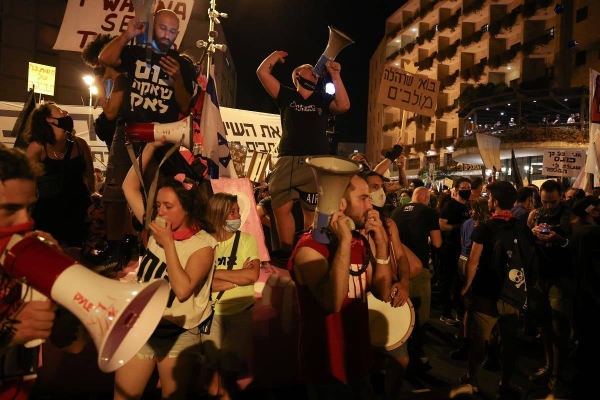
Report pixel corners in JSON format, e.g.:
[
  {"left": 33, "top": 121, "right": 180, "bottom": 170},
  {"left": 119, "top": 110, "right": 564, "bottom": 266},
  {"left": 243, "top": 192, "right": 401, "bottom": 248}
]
[{"left": 198, "top": 0, "right": 228, "bottom": 77}]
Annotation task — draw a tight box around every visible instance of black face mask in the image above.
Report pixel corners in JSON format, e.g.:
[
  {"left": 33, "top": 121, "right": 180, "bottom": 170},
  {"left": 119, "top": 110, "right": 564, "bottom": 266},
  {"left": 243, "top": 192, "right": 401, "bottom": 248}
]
[
  {"left": 296, "top": 75, "right": 317, "bottom": 91},
  {"left": 50, "top": 115, "right": 74, "bottom": 133},
  {"left": 458, "top": 189, "right": 472, "bottom": 201}
]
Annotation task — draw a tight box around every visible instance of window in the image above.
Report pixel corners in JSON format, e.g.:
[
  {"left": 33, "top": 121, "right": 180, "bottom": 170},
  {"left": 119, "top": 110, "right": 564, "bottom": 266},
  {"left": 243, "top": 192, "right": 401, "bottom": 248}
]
[
  {"left": 445, "top": 153, "right": 456, "bottom": 166},
  {"left": 482, "top": 24, "right": 489, "bottom": 32},
  {"left": 546, "top": 66, "right": 554, "bottom": 78},
  {"left": 480, "top": 57, "right": 487, "bottom": 66},
  {"left": 435, "top": 24, "right": 439, "bottom": 31},
  {"left": 576, "top": 6, "right": 588, "bottom": 23},
  {"left": 427, "top": 154, "right": 440, "bottom": 167},
  {"left": 575, "top": 51, "right": 587, "bottom": 67},
  {"left": 452, "top": 127, "right": 458, "bottom": 137},
  {"left": 546, "top": 27, "right": 555, "bottom": 38},
  {"left": 430, "top": 133, "right": 435, "bottom": 141},
  {"left": 408, "top": 158, "right": 421, "bottom": 170},
  {"left": 453, "top": 98, "right": 459, "bottom": 108},
  {"left": 412, "top": 137, "right": 416, "bottom": 144}
]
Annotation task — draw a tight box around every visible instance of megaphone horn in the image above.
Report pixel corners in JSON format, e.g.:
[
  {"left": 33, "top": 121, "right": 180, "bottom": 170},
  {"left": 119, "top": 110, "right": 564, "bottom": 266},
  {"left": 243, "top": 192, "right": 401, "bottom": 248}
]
[
  {"left": 0, "top": 234, "right": 170, "bottom": 373},
  {"left": 313, "top": 26, "right": 355, "bottom": 79},
  {"left": 305, "top": 156, "right": 363, "bottom": 244},
  {"left": 125, "top": 114, "right": 194, "bottom": 150}
]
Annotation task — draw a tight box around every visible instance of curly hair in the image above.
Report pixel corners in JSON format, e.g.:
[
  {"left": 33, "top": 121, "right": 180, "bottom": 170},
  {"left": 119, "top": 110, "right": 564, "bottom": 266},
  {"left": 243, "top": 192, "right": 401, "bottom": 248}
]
[
  {"left": 0, "top": 143, "right": 42, "bottom": 183},
  {"left": 24, "top": 102, "right": 57, "bottom": 146},
  {"left": 81, "top": 34, "right": 115, "bottom": 67},
  {"left": 158, "top": 176, "right": 212, "bottom": 233},
  {"left": 206, "top": 192, "right": 238, "bottom": 240}
]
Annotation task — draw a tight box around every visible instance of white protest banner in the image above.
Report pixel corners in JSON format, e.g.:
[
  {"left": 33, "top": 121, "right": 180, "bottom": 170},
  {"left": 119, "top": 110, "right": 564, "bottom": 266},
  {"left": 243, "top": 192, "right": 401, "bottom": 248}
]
[
  {"left": 53, "top": 0, "right": 194, "bottom": 52},
  {"left": 0, "top": 102, "right": 280, "bottom": 168},
  {"left": 220, "top": 107, "right": 281, "bottom": 164},
  {"left": 28, "top": 63, "right": 56, "bottom": 96},
  {"left": 542, "top": 149, "right": 586, "bottom": 177},
  {"left": 377, "top": 66, "right": 440, "bottom": 118}
]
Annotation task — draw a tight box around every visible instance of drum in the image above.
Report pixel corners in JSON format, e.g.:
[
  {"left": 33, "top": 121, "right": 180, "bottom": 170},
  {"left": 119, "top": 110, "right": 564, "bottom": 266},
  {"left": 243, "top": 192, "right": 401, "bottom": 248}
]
[{"left": 367, "top": 292, "right": 415, "bottom": 351}]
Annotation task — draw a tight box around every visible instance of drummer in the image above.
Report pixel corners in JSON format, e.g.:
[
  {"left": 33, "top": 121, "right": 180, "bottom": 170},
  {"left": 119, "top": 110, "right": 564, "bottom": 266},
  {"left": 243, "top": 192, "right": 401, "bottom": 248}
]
[{"left": 288, "top": 174, "right": 396, "bottom": 399}]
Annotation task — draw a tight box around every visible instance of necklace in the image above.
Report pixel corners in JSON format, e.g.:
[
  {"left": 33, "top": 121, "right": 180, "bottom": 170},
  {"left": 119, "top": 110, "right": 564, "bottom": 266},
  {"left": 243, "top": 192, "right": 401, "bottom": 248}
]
[{"left": 49, "top": 138, "right": 71, "bottom": 160}]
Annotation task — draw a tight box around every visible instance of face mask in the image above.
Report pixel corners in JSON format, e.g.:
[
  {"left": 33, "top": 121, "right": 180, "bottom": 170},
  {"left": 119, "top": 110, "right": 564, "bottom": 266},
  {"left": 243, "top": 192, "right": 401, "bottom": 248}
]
[
  {"left": 400, "top": 196, "right": 411, "bottom": 205},
  {"left": 458, "top": 189, "right": 472, "bottom": 201},
  {"left": 370, "top": 188, "right": 386, "bottom": 208},
  {"left": 50, "top": 116, "right": 74, "bottom": 133},
  {"left": 225, "top": 219, "right": 242, "bottom": 232},
  {"left": 296, "top": 75, "right": 317, "bottom": 91}
]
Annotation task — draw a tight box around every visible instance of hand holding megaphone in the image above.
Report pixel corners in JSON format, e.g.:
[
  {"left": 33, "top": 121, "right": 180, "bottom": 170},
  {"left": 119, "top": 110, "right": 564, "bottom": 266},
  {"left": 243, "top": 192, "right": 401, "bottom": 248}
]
[{"left": 328, "top": 211, "right": 354, "bottom": 243}]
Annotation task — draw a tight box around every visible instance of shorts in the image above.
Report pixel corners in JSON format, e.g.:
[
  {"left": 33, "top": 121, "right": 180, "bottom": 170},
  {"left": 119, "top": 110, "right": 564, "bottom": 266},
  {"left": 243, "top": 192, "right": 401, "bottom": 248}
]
[
  {"left": 471, "top": 298, "right": 519, "bottom": 340},
  {"left": 136, "top": 327, "right": 202, "bottom": 360},
  {"left": 267, "top": 156, "right": 318, "bottom": 210},
  {"left": 200, "top": 308, "right": 254, "bottom": 371},
  {"left": 532, "top": 277, "right": 574, "bottom": 320},
  {"left": 458, "top": 255, "right": 468, "bottom": 281}
]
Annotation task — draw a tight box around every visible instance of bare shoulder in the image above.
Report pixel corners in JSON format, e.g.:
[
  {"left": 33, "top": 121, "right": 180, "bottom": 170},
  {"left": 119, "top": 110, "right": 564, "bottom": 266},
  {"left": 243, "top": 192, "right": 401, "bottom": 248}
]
[{"left": 293, "top": 246, "right": 328, "bottom": 285}]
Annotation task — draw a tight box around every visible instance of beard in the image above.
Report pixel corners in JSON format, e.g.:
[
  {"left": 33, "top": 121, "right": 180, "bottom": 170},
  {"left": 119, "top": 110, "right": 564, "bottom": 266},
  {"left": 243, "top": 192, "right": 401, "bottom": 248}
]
[
  {"left": 345, "top": 201, "right": 365, "bottom": 230},
  {"left": 154, "top": 37, "right": 172, "bottom": 52}
]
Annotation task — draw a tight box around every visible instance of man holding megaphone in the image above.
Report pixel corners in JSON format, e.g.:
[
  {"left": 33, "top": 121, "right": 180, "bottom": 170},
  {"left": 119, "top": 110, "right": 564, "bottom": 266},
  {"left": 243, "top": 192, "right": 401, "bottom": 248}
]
[
  {"left": 288, "top": 174, "right": 396, "bottom": 398},
  {"left": 257, "top": 50, "right": 350, "bottom": 262}
]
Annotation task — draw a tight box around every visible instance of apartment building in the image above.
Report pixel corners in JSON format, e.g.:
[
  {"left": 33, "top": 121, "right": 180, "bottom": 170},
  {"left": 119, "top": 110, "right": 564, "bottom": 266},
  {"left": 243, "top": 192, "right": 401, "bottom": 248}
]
[{"left": 368, "top": 0, "right": 600, "bottom": 180}]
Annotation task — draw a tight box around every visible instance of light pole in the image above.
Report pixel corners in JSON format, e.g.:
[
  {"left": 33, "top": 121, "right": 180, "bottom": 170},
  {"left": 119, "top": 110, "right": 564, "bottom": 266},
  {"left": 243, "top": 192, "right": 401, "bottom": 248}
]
[{"left": 83, "top": 75, "right": 94, "bottom": 107}]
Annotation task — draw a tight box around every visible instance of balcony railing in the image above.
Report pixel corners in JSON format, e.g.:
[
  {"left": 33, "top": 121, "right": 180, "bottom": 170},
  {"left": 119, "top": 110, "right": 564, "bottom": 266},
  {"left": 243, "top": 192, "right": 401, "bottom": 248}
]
[{"left": 456, "top": 125, "right": 589, "bottom": 150}]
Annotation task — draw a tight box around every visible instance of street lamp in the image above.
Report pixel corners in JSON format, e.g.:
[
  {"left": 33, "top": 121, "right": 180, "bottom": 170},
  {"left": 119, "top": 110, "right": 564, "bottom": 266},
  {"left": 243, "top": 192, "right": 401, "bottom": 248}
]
[{"left": 83, "top": 75, "right": 94, "bottom": 107}]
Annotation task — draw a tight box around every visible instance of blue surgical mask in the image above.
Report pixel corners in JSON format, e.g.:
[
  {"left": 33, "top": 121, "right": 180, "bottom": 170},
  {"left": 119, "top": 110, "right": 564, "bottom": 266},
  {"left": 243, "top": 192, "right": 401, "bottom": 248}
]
[{"left": 225, "top": 219, "right": 242, "bottom": 232}]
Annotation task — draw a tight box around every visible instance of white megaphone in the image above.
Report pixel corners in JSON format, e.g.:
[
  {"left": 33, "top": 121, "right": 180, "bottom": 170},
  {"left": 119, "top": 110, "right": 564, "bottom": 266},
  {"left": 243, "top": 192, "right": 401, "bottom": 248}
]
[
  {"left": 313, "top": 26, "right": 355, "bottom": 79},
  {"left": 305, "top": 156, "right": 363, "bottom": 244},
  {"left": 125, "top": 114, "right": 194, "bottom": 150},
  {"left": 0, "top": 234, "right": 170, "bottom": 373}
]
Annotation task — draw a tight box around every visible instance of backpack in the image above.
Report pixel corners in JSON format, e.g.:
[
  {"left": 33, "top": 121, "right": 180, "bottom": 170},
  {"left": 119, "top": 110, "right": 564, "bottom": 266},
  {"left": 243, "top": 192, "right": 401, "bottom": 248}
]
[{"left": 486, "top": 219, "right": 535, "bottom": 310}]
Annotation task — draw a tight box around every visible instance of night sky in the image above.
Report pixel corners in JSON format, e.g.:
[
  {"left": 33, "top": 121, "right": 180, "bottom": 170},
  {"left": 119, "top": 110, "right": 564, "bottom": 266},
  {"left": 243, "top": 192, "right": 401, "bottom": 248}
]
[{"left": 217, "top": 0, "right": 408, "bottom": 143}]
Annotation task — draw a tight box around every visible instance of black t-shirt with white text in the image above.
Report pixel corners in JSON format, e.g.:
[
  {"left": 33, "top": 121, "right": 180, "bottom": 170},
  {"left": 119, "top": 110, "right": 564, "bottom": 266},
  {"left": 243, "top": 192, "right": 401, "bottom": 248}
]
[
  {"left": 276, "top": 85, "right": 333, "bottom": 156},
  {"left": 120, "top": 46, "right": 195, "bottom": 124},
  {"left": 391, "top": 202, "right": 440, "bottom": 271}
]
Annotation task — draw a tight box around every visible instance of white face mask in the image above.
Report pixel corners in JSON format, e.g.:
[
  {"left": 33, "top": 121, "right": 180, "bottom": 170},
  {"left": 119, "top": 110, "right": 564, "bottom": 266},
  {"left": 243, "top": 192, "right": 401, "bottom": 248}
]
[
  {"left": 225, "top": 218, "right": 242, "bottom": 232},
  {"left": 370, "top": 188, "right": 386, "bottom": 208}
]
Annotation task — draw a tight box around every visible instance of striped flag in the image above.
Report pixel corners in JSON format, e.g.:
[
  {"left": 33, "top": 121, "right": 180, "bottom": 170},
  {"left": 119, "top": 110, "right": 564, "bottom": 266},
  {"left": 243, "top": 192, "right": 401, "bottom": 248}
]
[{"left": 200, "top": 65, "right": 237, "bottom": 178}]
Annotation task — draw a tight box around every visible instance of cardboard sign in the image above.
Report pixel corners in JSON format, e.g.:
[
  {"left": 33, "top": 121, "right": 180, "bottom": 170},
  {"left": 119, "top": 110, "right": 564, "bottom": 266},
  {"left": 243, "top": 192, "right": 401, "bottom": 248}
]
[
  {"left": 542, "top": 149, "right": 586, "bottom": 177},
  {"left": 28, "top": 63, "right": 56, "bottom": 96},
  {"left": 53, "top": 0, "right": 194, "bottom": 52},
  {"left": 377, "top": 66, "right": 440, "bottom": 117}
]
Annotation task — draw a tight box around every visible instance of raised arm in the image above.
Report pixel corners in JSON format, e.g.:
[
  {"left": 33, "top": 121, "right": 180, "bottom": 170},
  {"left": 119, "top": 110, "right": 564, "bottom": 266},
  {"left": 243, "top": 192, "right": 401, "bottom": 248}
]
[
  {"left": 98, "top": 18, "right": 145, "bottom": 68},
  {"left": 326, "top": 61, "right": 350, "bottom": 114},
  {"left": 293, "top": 210, "right": 353, "bottom": 314},
  {"left": 95, "top": 72, "right": 126, "bottom": 121},
  {"left": 257, "top": 51, "right": 287, "bottom": 99}
]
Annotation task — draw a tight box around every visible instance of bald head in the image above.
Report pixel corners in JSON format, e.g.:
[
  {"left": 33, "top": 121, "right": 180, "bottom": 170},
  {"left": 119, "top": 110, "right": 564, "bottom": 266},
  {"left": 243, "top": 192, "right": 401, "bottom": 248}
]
[
  {"left": 412, "top": 187, "right": 430, "bottom": 205},
  {"left": 153, "top": 9, "right": 180, "bottom": 52}
]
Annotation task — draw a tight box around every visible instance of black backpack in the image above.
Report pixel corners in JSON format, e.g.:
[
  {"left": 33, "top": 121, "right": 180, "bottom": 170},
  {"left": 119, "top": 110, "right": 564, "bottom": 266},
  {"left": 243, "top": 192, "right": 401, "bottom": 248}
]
[{"left": 485, "top": 219, "right": 536, "bottom": 310}]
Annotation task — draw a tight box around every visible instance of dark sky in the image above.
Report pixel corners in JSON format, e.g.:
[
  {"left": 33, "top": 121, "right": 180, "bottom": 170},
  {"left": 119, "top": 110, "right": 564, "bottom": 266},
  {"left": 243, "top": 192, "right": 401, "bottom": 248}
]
[{"left": 217, "top": 0, "right": 407, "bottom": 143}]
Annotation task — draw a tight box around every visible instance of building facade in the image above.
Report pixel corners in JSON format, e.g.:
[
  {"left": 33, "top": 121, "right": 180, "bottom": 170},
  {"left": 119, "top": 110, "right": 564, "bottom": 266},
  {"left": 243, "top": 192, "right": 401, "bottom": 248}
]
[{"left": 368, "top": 0, "right": 599, "bottom": 181}]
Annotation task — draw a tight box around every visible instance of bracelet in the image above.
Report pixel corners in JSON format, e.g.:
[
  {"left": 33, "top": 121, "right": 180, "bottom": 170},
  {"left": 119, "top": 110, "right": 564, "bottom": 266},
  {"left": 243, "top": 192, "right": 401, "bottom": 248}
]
[
  {"left": 375, "top": 255, "right": 391, "bottom": 264},
  {"left": 561, "top": 238, "right": 569, "bottom": 248}
]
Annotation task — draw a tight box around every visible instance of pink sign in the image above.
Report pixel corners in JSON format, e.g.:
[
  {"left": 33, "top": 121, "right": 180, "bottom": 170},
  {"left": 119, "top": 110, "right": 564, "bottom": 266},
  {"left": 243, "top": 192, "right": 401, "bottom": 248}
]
[{"left": 210, "top": 178, "right": 269, "bottom": 262}]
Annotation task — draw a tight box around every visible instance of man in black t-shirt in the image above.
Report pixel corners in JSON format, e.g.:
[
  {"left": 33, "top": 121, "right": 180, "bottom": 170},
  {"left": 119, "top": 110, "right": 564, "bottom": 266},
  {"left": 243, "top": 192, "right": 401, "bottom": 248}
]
[
  {"left": 459, "top": 181, "right": 529, "bottom": 398},
  {"left": 438, "top": 178, "right": 471, "bottom": 324},
  {"left": 391, "top": 186, "right": 442, "bottom": 372},
  {"left": 99, "top": 9, "right": 195, "bottom": 124},
  {"left": 256, "top": 50, "right": 350, "bottom": 258}
]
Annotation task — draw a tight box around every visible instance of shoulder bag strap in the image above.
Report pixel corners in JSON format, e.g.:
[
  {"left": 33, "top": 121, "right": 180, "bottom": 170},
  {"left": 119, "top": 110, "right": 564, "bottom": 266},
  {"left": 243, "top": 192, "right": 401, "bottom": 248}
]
[{"left": 215, "top": 231, "right": 241, "bottom": 302}]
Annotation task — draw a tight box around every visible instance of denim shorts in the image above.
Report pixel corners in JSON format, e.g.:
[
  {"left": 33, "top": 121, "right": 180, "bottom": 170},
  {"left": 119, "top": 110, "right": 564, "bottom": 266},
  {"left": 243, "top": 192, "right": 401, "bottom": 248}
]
[{"left": 136, "top": 327, "right": 202, "bottom": 360}]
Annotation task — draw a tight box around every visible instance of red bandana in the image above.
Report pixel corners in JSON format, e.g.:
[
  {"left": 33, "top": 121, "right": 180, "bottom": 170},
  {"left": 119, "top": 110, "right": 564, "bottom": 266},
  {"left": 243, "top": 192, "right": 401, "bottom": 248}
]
[
  {"left": 491, "top": 211, "right": 515, "bottom": 222},
  {"left": 172, "top": 226, "right": 199, "bottom": 241}
]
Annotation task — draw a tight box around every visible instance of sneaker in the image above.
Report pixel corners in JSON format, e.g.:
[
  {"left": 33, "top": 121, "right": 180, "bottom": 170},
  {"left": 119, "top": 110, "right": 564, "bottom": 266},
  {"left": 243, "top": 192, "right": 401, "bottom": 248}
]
[
  {"left": 458, "top": 373, "right": 479, "bottom": 393},
  {"left": 496, "top": 382, "right": 520, "bottom": 399},
  {"left": 482, "top": 356, "right": 501, "bottom": 371},
  {"left": 440, "top": 315, "right": 460, "bottom": 326},
  {"left": 529, "top": 364, "right": 552, "bottom": 382}
]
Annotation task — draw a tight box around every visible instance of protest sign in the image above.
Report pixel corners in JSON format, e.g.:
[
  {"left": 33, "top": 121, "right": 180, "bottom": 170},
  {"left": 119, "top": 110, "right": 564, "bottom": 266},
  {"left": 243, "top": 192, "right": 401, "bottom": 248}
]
[
  {"left": 542, "top": 149, "right": 586, "bottom": 177},
  {"left": 377, "top": 66, "right": 440, "bottom": 118},
  {"left": 53, "top": 0, "right": 194, "bottom": 52},
  {"left": 28, "top": 63, "right": 56, "bottom": 96}
]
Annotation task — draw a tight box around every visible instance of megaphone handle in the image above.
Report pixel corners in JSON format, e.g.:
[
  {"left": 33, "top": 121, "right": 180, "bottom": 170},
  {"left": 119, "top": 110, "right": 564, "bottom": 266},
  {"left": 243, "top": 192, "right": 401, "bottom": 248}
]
[{"left": 21, "top": 287, "right": 48, "bottom": 348}]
